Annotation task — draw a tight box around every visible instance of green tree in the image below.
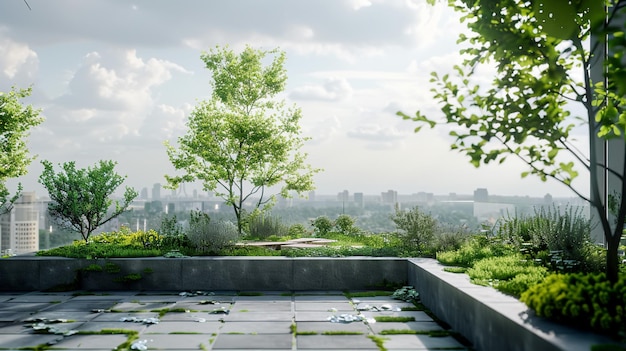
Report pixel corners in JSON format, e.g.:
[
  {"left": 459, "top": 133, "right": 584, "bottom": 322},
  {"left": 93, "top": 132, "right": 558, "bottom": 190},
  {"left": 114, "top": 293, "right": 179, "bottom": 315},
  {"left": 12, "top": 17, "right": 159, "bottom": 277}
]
[
  {"left": 38, "top": 160, "right": 139, "bottom": 242},
  {"left": 390, "top": 205, "right": 438, "bottom": 252},
  {"left": 400, "top": 0, "right": 625, "bottom": 282},
  {"left": 0, "top": 86, "right": 43, "bottom": 213},
  {"left": 335, "top": 214, "right": 357, "bottom": 235},
  {"left": 165, "top": 45, "right": 320, "bottom": 234}
]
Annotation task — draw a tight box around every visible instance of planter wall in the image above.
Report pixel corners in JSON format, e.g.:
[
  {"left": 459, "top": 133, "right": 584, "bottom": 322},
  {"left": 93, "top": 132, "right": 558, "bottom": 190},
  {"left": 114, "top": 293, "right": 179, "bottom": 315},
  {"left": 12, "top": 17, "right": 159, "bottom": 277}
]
[{"left": 0, "top": 256, "right": 407, "bottom": 292}]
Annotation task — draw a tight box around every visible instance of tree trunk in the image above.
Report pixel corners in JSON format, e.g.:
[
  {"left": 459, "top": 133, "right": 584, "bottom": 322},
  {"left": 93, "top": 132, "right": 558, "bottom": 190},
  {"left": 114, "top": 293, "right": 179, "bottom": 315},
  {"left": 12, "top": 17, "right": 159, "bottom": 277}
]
[{"left": 606, "top": 231, "right": 622, "bottom": 282}]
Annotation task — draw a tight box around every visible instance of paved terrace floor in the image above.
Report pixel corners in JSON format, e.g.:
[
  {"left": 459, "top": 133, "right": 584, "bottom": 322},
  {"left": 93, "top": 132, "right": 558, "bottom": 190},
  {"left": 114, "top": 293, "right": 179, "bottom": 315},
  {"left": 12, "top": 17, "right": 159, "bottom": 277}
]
[{"left": 0, "top": 290, "right": 472, "bottom": 351}]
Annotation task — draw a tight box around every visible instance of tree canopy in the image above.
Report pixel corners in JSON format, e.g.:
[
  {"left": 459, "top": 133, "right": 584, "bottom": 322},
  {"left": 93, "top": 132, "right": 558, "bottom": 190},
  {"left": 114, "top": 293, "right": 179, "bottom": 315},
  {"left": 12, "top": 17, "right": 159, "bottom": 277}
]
[
  {"left": 39, "top": 160, "right": 138, "bottom": 242},
  {"left": 165, "top": 45, "right": 320, "bottom": 233},
  {"left": 401, "top": 0, "right": 625, "bottom": 281},
  {"left": 0, "top": 86, "right": 43, "bottom": 213}
]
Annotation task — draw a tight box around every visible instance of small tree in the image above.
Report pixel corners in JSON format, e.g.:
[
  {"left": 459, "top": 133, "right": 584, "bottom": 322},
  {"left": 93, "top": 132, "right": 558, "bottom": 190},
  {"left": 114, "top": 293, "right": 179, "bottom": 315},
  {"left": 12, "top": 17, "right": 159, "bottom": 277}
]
[
  {"left": 400, "top": 0, "right": 624, "bottom": 281},
  {"left": 165, "top": 45, "right": 320, "bottom": 233},
  {"left": 311, "top": 216, "right": 333, "bottom": 237},
  {"left": 0, "top": 86, "right": 43, "bottom": 213},
  {"left": 390, "top": 205, "right": 438, "bottom": 252},
  {"left": 38, "top": 160, "right": 139, "bottom": 242}
]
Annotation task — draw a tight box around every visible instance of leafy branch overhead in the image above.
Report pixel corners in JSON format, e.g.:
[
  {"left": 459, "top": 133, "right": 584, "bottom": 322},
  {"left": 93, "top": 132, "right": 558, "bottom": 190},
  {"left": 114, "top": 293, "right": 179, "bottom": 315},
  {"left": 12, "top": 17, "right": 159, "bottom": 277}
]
[
  {"left": 401, "top": 0, "right": 626, "bottom": 282},
  {"left": 0, "top": 86, "right": 44, "bottom": 213},
  {"left": 38, "top": 160, "right": 139, "bottom": 242},
  {"left": 165, "top": 45, "right": 321, "bottom": 234}
]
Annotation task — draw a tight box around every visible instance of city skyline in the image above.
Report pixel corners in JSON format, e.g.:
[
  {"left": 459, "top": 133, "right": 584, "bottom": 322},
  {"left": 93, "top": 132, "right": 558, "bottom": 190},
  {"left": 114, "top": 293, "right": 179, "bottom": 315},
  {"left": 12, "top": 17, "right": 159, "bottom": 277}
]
[{"left": 1, "top": 1, "right": 590, "bottom": 199}]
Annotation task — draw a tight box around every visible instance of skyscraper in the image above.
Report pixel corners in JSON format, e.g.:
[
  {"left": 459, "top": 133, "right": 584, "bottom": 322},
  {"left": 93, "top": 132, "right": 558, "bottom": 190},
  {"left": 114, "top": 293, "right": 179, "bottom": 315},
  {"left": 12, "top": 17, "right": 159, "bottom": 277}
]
[{"left": 0, "top": 192, "right": 39, "bottom": 254}]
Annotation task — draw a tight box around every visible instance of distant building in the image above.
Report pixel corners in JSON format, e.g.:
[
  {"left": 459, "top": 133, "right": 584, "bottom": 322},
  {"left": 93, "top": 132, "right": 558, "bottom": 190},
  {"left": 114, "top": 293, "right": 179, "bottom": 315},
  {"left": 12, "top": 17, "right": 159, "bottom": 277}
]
[
  {"left": 544, "top": 193, "right": 553, "bottom": 204},
  {"left": 140, "top": 187, "right": 148, "bottom": 200},
  {"left": 474, "top": 188, "right": 489, "bottom": 202},
  {"left": 381, "top": 189, "right": 398, "bottom": 204},
  {"left": 337, "top": 190, "right": 349, "bottom": 203},
  {"left": 0, "top": 192, "right": 39, "bottom": 254},
  {"left": 354, "top": 192, "right": 364, "bottom": 207},
  {"left": 152, "top": 183, "right": 161, "bottom": 200}
]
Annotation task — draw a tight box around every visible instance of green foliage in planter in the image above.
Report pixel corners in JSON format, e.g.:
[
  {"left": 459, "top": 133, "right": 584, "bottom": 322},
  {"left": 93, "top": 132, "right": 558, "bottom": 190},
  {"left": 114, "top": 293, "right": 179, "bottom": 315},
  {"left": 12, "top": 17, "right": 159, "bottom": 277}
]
[
  {"left": 219, "top": 246, "right": 282, "bottom": 256},
  {"left": 497, "top": 206, "right": 605, "bottom": 274},
  {"left": 437, "top": 235, "right": 514, "bottom": 267},
  {"left": 467, "top": 254, "right": 548, "bottom": 297},
  {"left": 83, "top": 264, "right": 103, "bottom": 272},
  {"left": 392, "top": 286, "right": 419, "bottom": 302},
  {"left": 248, "top": 213, "right": 289, "bottom": 239},
  {"left": 113, "top": 273, "right": 142, "bottom": 283},
  {"left": 104, "top": 262, "right": 121, "bottom": 274},
  {"left": 311, "top": 216, "right": 333, "bottom": 237},
  {"left": 520, "top": 272, "right": 626, "bottom": 337},
  {"left": 282, "top": 245, "right": 402, "bottom": 258}
]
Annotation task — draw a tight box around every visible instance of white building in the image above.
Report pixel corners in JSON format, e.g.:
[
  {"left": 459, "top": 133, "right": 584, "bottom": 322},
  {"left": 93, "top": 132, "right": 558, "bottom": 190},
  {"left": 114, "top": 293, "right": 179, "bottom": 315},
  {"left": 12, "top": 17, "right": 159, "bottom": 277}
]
[{"left": 0, "top": 192, "right": 39, "bottom": 254}]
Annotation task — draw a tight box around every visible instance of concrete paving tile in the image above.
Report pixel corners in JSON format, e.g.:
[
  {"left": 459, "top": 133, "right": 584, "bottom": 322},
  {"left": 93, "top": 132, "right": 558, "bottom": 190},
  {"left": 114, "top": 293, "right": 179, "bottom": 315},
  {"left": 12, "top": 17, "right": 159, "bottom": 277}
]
[
  {"left": 140, "top": 333, "right": 215, "bottom": 349},
  {"left": 296, "top": 334, "right": 378, "bottom": 349},
  {"left": 51, "top": 334, "right": 129, "bottom": 349},
  {"left": 369, "top": 321, "right": 444, "bottom": 334},
  {"left": 296, "top": 321, "right": 370, "bottom": 334},
  {"left": 70, "top": 294, "right": 129, "bottom": 301},
  {"left": 9, "top": 295, "right": 73, "bottom": 303},
  {"left": 295, "top": 302, "right": 355, "bottom": 311},
  {"left": 160, "top": 311, "right": 227, "bottom": 322},
  {"left": 232, "top": 301, "right": 292, "bottom": 311},
  {"left": 77, "top": 321, "right": 149, "bottom": 333},
  {"left": 220, "top": 321, "right": 292, "bottom": 334},
  {"left": 126, "top": 294, "right": 182, "bottom": 303},
  {"left": 43, "top": 301, "right": 118, "bottom": 312},
  {"left": 26, "top": 311, "right": 100, "bottom": 322},
  {"left": 212, "top": 333, "right": 293, "bottom": 349},
  {"left": 0, "top": 302, "right": 53, "bottom": 312},
  {"left": 234, "top": 294, "right": 292, "bottom": 301},
  {"left": 143, "top": 320, "right": 222, "bottom": 334},
  {"left": 361, "top": 311, "right": 433, "bottom": 322},
  {"left": 181, "top": 295, "right": 236, "bottom": 303},
  {"left": 109, "top": 301, "right": 175, "bottom": 312},
  {"left": 0, "top": 322, "right": 36, "bottom": 334},
  {"left": 0, "top": 333, "right": 63, "bottom": 348},
  {"left": 382, "top": 334, "right": 466, "bottom": 350},
  {"left": 296, "top": 311, "right": 345, "bottom": 322},
  {"left": 173, "top": 301, "right": 233, "bottom": 312},
  {"left": 224, "top": 311, "right": 294, "bottom": 322},
  {"left": 0, "top": 311, "right": 30, "bottom": 322},
  {"left": 293, "top": 291, "right": 345, "bottom": 297},
  {"left": 90, "top": 311, "right": 158, "bottom": 322}
]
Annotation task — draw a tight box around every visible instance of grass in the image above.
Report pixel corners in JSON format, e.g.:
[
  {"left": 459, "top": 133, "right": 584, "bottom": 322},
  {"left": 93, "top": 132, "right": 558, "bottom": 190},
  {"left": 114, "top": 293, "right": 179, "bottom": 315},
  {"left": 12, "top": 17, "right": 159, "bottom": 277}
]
[
  {"left": 379, "top": 329, "right": 452, "bottom": 337},
  {"left": 344, "top": 290, "right": 393, "bottom": 298},
  {"left": 368, "top": 335, "right": 389, "bottom": 351},
  {"left": 321, "top": 331, "right": 364, "bottom": 335}
]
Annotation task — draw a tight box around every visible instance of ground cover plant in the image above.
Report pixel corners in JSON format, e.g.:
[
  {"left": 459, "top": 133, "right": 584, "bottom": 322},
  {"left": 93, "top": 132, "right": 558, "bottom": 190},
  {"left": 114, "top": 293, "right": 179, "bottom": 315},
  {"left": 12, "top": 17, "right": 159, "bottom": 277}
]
[{"left": 436, "top": 205, "right": 626, "bottom": 339}]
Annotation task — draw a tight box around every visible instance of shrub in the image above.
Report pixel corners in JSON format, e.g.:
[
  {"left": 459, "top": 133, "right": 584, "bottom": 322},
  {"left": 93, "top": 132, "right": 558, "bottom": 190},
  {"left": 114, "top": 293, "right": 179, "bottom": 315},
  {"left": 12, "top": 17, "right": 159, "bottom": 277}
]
[
  {"left": 467, "top": 254, "right": 548, "bottom": 297},
  {"left": 158, "top": 214, "right": 184, "bottom": 236},
  {"left": 187, "top": 220, "right": 240, "bottom": 255},
  {"left": 432, "top": 225, "right": 472, "bottom": 253},
  {"left": 520, "top": 272, "right": 626, "bottom": 337},
  {"left": 288, "top": 223, "right": 308, "bottom": 237},
  {"left": 334, "top": 214, "right": 357, "bottom": 235},
  {"left": 311, "top": 216, "right": 333, "bottom": 237},
  {"left": 390, "top": 205, "right": 437, "bottom": 252},
  {"left": 248, "top": 214, "right": 289, "bottom": 239},
  {"left": 497, "top": 205, "right": 600, "bottom": 272},
  {"left": 437, "top": 235, "right": 514, "bottom": 267}
]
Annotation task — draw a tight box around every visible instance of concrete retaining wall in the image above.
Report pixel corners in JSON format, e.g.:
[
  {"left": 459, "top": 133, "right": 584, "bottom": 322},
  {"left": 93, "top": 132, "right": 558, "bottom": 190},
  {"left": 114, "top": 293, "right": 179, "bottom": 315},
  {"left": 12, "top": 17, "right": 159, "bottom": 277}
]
[
  {"left": 0, "top": 256, "right": 407, "bottom": 292},
  {"left": 407, "top": 258, "right": 618, "bottom": 351}
]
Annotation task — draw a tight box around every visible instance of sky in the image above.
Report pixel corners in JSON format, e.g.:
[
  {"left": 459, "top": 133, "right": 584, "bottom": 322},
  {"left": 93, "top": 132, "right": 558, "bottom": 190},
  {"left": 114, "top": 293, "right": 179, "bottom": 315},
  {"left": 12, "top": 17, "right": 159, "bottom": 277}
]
[{"left": 0, "top": 0, "right": 590, "bottom": 199}]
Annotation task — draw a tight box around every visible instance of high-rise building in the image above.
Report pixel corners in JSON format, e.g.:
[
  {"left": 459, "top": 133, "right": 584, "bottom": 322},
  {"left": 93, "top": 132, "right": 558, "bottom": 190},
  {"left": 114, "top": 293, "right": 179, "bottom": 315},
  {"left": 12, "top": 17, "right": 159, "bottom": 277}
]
[
  {"left": 152, "top": 183, "right": 161, "bottom": 200},
  {"left": 0, "top": 192, "right": 39, "bottom": 254},
  {"left": 337, "top": 190, "right": 349, "bottom": 202},
  {"left": 354, "top": 192, "right": 364, "bottom": 207},
  {"left": 473, "top": 188, "right": 489, "bottom": 202},
  {"left": 140, "top": 187, "right": 148, "bottom": 200},
  {"left": 381, "top": 189, "right": 398, "bottom": 204}
]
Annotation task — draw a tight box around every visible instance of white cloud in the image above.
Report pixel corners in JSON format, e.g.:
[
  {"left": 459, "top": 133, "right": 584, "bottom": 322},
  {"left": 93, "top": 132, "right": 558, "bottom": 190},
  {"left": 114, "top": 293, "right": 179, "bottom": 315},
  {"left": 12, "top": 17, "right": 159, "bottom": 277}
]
[
  {"left": 0, "top": 35, "right": 38, "bottom": 85},
  {"left": 291, "top": 77, "right": 353, "bottom": 101}
]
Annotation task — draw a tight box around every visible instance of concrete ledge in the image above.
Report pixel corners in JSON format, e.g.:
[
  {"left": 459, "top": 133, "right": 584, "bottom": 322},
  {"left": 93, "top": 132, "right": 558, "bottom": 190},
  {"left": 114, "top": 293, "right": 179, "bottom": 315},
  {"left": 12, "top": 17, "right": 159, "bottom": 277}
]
[
  {"left": 0, "top": 256, "right": 406, "bottom": 292},
  {"left": 407, "top": 258, "right": 619, "bottom": 351}
]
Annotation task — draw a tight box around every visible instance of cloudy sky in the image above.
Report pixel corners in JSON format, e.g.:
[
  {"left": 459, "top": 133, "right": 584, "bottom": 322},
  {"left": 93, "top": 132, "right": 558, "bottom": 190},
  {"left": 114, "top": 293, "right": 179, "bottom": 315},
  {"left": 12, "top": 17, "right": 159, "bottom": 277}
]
[{"left": 1, "top": 0, "right": 588, "bottom": 199}]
